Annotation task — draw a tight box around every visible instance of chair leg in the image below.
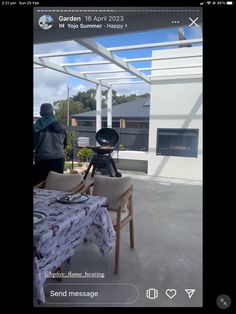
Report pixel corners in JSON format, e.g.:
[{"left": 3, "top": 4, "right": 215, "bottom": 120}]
[
  {"left": 114, "top": 229, "right": 121, "bottom": 274},
  {"left": 83, "top": 160, "right": 93, "bottom": 180},
  {"left": 129, "top": 194, "right": 134, "bottom": 249},
  {"left": 129, "top": 219, "right": 134, "bottom": 249},
  {"left": 91, "top": 165, "right": 96, "bottom": 177}
]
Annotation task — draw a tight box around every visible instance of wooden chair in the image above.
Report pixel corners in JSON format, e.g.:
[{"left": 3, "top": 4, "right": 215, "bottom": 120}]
[
  {"left": 34, "top": 171, "right": 85, "bottom": 194},
  {"left": 81, "top": 175, "right": 134, "bottom": 274}
]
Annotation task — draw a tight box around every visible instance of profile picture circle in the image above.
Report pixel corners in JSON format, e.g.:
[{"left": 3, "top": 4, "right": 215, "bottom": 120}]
[{"left": 39, "top": 15, "right": 53, "bottom": 30}]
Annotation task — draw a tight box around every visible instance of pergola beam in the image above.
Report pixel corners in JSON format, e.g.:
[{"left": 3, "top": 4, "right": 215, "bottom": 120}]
[
  {"left": 35, "top": 49, "right": 92, "bottom": 58},
  {"left": 75, "top": 37, "right": 151, "bottom": 84},
  {"left": 34, "top": 60, "right": 111, "bottom": 69},
  {"left": 96, "top": 76, "right": 136, "bottom": 80},
  {"left": 108, "top": 38, "right": 202, "bottom": 51},
  {"left": 139, "top": 64, "right": 202, "bottom": 71},
  {"left": 34, "top": 65, "right": 202, "bottom": 71},
  {"left": 61, "top": 60, "right": 111, "bottom": 67},
  {"left": 35, "top": 38, "right": 202, "bottom": 58},
  {"left": 98, "top": 71, "right": 202, "bottom": 80},
  {"left": 109, "top": 81, "right": 147, "bottom": 85},
  {"left": 126, "top": 53, "right": 202, "bottom": 62},
  {"left": 34, "top": 59, "right": 202, "bottom": 70},
  {"left": 34, "top": 56, "right": 110, "bottom": 88},
  {"left": 80, "top": 69, "right": 126, "bottom": 74}
]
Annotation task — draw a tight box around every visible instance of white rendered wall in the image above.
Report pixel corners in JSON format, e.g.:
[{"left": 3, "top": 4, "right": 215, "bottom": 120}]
[{"left": 148, "top": 46, "right": 202, "bottom": 180}]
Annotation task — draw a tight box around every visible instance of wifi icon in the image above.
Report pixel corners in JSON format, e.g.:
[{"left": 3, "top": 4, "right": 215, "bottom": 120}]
[{"left": 185, "top": 289, "right": 196, "bottom": 299}]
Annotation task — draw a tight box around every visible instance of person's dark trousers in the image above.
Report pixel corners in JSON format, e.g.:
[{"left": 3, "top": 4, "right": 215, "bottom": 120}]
[{"left": 33, "top": 158, "right": 65, "bottom": 186}]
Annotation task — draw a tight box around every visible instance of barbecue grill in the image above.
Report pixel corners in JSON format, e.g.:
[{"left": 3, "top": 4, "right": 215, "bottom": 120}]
[{"left": 83, "top": 128, "right": 122, "bottom": 179}]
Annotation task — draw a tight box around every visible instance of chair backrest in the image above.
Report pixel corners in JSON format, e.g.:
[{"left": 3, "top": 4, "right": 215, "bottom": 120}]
[
  {"left": 44, "top": 171, "right": 83, "bottom": 192},
  {"left": 93, "top": 176, "right": 132, "bottom": 210}
]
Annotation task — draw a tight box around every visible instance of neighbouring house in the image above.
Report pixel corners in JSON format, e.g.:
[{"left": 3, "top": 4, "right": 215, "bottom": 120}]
[{"left": 71, "top": 97, "right": 150, "bottom": 129}]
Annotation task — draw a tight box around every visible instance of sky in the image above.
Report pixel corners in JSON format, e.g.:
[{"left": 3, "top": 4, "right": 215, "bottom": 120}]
[{"left": 33, "top": 26, "right": 202, "bottom": 116}]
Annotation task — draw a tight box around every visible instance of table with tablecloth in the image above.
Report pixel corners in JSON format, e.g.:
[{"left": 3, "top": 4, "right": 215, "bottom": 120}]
[{"left": 33, "top": 188, "right": 115, "bottom": 303}]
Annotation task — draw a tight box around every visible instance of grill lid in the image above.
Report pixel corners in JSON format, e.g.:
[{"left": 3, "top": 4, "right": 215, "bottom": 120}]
[{"left": 96, "top": 128, "right": 119, "bottom": 147}]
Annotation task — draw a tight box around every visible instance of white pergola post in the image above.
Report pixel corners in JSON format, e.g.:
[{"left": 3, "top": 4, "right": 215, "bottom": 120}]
[
  {"left": 95, "top": 83, "right": 102, "bottom": 132},
  {"left": 107, "top": 86, "right": 112, "bottom": 128}
]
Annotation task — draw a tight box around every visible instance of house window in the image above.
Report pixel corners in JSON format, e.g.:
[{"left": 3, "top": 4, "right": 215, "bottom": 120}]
[{"left": 156, "top": 128, "right": 199, "bottom": 158}]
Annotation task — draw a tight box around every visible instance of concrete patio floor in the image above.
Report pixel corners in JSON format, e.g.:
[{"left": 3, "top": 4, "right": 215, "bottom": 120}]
[{"left": 34, "top": 172, "right": 202, "bottom": 308}]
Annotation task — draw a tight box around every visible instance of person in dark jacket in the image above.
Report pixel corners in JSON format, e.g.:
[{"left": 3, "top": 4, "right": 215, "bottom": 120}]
[{"left": 33, "top": 103, "right": 67, "bottom": 185}]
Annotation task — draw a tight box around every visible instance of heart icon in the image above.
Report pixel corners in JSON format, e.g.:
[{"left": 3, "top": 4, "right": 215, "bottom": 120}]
[{"left": 165, "top": 289, "right": 177, "bottom": 299}]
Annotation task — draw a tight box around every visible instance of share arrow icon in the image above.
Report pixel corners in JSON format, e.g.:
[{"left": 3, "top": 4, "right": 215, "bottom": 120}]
[{"left": 185, "top": 289, "right": 195, "bottom": 299}]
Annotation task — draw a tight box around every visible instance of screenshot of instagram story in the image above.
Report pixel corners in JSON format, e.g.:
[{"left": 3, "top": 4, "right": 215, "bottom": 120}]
[{"left": 33, "top": 6, "right": 203, "bottom": 307}]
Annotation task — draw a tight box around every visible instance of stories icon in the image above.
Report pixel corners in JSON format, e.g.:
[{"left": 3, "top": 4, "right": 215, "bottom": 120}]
[
  {"left": 146, "top": 288, "right": 158, "bottom": 299},
  {"left": 39, "top": 15, "right": 54, "bottom": 30}
]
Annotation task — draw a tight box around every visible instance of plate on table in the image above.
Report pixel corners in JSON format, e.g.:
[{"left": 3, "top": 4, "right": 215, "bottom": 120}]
[
  {"left": 56, "top": 194, "right": 89, "bottom": 204},
  {"left": 33, "top": 211, "right": 46, "bottom": 224}
]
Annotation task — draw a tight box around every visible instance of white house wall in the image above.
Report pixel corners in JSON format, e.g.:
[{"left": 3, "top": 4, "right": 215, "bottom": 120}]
[{"left": 148, "top": 46, "right": 202, "bottom": 181}]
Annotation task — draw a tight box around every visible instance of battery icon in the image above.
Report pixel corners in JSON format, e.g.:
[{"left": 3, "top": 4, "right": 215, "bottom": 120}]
[{"left": 226, "top": 1, "right": 233, "bottom": 4}]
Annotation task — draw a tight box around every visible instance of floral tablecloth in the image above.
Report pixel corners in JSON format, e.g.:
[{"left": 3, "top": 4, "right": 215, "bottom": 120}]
[{"left": 33, "top": 188, "right": 115, "bottom": 304}]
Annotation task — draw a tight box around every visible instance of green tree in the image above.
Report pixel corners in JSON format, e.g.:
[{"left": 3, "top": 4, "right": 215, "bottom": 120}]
[
  {"left": 73, "top": 88, "right": 108, "bottom": 111},
  {"left": 54, "top": 99, "right": 84, "bottom": 125},
  {"left": 64, "top": 131, "right": 77, "bottom": 161},
  {"left": 67, "top": 130, "right": 77, "bottom": 145},
  {"left": 72, "top": 89, "right": 96, "bottom": 111},
  {"left": 110, "top": 90, "right": 150, "bottom": 106},
  {"left": 64, "top": 143, "right": 73, "bottom": 161},
  {"left": 77, "top": 147, "right": 93, "bottom": 162}
]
